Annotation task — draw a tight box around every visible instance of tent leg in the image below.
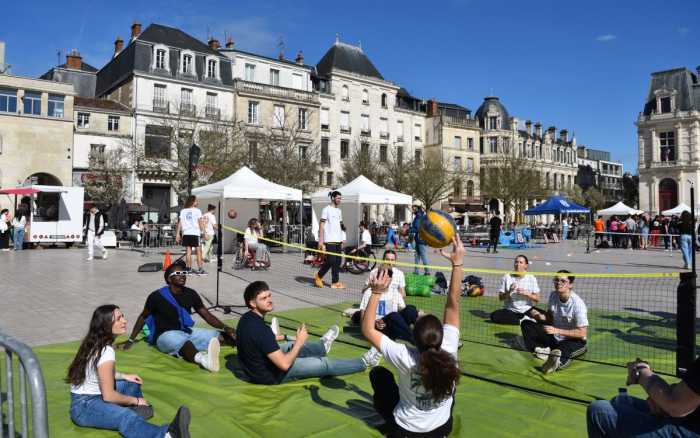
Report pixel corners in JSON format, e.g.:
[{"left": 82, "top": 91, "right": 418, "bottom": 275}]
[{"left": 282, "top": 201, "right": 288, "bottom": 254}]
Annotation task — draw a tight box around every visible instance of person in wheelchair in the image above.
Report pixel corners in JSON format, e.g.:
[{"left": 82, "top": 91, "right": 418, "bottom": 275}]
[
  {"left": 342, "top": 221, "right": 373, "bottom": 269},
  {"left": 243, "top": 218, "right": 270, "bottom": 269}
]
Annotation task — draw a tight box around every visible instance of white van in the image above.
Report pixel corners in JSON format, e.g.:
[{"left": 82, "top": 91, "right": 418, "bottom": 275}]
[{"left": 1, "top": 185, "right": 84, "bottom": 247}]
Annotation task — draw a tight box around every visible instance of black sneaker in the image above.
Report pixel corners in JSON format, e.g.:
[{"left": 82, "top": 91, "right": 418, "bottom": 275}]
[
  {"left": 130, "top": 404, "right": 154, "bottom": 420},
  {"left": 168, "top": 406, "right": 191, "bottom": 438}
]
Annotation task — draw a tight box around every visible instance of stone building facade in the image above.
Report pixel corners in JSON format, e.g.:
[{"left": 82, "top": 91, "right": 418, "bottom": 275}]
[{"left": 637, "top": 66, "right": 700, "bottom": 213}]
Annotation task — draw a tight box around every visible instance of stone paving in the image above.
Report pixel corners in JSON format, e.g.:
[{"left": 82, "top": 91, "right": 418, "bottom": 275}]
[{"left": 0, "top": 239, "right": 686, "bottom": 347}]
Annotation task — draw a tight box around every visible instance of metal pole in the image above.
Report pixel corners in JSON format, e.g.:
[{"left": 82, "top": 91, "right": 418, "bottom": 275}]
[{"left": 691, "top": 184, "right": 696, "bottom": 275}]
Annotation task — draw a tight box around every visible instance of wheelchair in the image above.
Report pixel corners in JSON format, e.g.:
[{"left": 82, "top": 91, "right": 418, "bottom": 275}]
[{"left": 233, "top": 235, "right": 270, "bottom": 270}]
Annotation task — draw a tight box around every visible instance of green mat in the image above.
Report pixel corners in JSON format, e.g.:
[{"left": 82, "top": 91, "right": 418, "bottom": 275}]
[{"left": 9, "top": 305, "right": 671, "bottom": 437}]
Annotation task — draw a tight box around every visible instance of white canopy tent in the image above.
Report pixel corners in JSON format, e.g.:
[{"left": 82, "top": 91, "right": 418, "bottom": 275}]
[
  {"left": 662, "top": 202, "right": 691, "bottom": 216},
  {"left": 310, "top": 175, "right": 412, "bottom": 245},
  {"left": 596, "top": 201, "right": 644, "bottom": 216},
  {"left": 192, "top": 166, "right": 302, "bottom": 252}
]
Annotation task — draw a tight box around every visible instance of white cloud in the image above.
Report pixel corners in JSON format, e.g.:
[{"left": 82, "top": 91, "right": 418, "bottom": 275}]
[{"left": 595, "top": 34, "right": 617, "bottom": 42}]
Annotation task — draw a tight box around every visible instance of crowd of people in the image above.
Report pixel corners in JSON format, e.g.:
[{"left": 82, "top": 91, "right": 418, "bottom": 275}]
[{"left": 0, "top": 202, "right": 30, "bottom": 251}]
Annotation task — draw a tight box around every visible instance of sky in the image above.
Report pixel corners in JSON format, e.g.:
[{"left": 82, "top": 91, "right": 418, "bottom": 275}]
[{"left": 3, "top": 0, "right": 699, "bottom": 173}]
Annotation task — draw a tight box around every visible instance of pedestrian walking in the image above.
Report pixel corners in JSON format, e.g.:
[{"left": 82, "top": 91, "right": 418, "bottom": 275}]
[{"left": 83, "top": 206, "right": 107, "bottom": 261}]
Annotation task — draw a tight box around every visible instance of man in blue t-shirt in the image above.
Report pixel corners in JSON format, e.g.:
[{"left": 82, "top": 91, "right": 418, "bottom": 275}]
[
  {"left": 410, "top": 206, "right": 429, "bottom": 275},
  {"left": 236, "top": 281, "right": 381, "bottom": 384}
]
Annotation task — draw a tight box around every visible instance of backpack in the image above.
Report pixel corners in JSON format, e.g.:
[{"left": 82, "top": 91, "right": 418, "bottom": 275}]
[
  {"left": 144, "top": 286, "right": 195, "bottom": 345},
  {"left": 432, "top": 272, "right": 448, "bottom": 295}
]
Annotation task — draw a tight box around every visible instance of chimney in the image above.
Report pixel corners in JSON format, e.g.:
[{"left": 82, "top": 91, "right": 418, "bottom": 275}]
[
  {"left": 547, "top": 126, "right": 556, "bottom": 140},
  {"left": 559, "top": 129, "right": 568, "bottom": 142},
  {"left": 278, "top": 50, "right": 284, "bottom": 61},
  {"left": 66, "top": 49, "right": 82, "bottom": 70},
  {"left": 535, "top": 122, "right": 542, "bottom": 138},
  {"left": 426, "top": 99, "right": 439, "bottom": 117},
  {"left": 0, "top": 41, "right": 5, "bottom": 73},
  {"left": 114, "top": 37, "right": 124, "bottom": 57},
  {"left": 225, "top": 36, "right": 234, "bottom": 49},
  {"left": 525, "top": 120, "right": 532, "bottom": 135},
  {"left": 131, "top": 22, "right": 141, "bottom": 41},
  {"left": 295, "top": 50, "right": 304, "bottom": 65},
  {"left": 208, "top": 38, "right": 220, "bottom": 50}
]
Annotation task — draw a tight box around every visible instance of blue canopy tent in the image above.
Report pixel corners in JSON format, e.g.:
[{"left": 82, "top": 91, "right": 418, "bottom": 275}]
[{"left": 524, "top": 195, "right": 590, "bottom": 216}]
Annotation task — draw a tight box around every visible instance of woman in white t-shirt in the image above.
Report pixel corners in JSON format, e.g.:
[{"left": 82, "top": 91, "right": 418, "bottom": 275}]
[
  {"left": 362, "top": 235, "right": 464, "bottom": 437},
  {"left": 244, "top": 218, "right": 269, "bottom": 267},
  {"left": 490, "top": 254, "right": 540, "bottom": 325},
  {"left": 66, "top": 305, "right": 191, "bottom": 438},
  {"left": 176, "top": 195, "right": 205, "bottom": 274}
]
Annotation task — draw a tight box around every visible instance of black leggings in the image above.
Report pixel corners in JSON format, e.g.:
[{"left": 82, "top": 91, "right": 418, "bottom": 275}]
[
  {"left": 520, "top": 320, "right": 587, "bottom": 368},
  {"left": 370, "top": 366, "right": 453, "bottom": 438},
  {"left": 318, "top": 242, "right": 342, "bottom": 283},
  {"left": 490, "top": 308, "right": 531, "bottom": 325}
]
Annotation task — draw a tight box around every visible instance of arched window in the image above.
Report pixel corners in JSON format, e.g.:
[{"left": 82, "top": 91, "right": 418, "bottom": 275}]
[
  {"left": 659, "top": 178, "right": 678, "bottom": 211},
  {"left": 466, "top": 180, "right": 474, "bottom": 198},
  {"left": 453, "top": 180, "right": 462, "bottom": 198},
  {"left": 381, "top": 93, "right": 387, "bottom": 108},
  {"left": 342, "top": 85, "right": 349, "bottom": 101},
  {"left": 362, "top": 89, "right": 369, "bottom": 104}
]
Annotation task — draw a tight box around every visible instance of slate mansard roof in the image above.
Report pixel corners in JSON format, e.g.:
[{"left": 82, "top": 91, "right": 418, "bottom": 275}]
[
  {"left": 316, "top": 42, "right": 384, "bottom": 80},
  {"left": 474, "top": 96, "right": 511, "bottom": 129},
  {"left": 643, "top": 67, "right": 700, "bottom": 115}
]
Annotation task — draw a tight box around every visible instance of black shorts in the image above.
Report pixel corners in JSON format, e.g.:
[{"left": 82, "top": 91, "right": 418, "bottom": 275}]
[{"left": 182, "top": 235, "right": 200, "bottom": 248}]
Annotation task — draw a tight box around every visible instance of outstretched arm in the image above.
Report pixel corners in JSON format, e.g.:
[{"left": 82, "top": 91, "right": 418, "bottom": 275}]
[
  {"left": 629, "top": 360, "right": 700, "bottom": 418},
  {"left": 440, "top": 235, "right": 465, "bottom": 327},
  {"left": 196, "top": 306, "right": 236, "bottom": 338},
  {"left": 361, "top": 272, "right": 392, "bottom": 350}
]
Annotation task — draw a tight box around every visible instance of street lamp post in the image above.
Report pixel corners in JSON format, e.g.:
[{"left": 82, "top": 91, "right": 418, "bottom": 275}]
[{"left": 187, "top": 143, "right": 201, "bottom": 196}]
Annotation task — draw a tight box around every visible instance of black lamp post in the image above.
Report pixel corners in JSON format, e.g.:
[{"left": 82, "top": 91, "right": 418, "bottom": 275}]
[{"left": 187, "top": 143, "right": 201, "bottom": 196}]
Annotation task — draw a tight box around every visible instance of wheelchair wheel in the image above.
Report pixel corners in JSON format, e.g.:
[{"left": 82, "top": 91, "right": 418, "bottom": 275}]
[
  {"left": 256, "top": 250, "right": 271, "bottom": 270},
  {"left": 233, "top": 246, "right": 246, "bottom": 270},
  {"left": 350, "top": 250, "right": 376, "bottom": 273}
]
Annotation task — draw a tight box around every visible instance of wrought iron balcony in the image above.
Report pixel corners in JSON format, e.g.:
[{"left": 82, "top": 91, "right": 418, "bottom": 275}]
[
  {"left": 441, "top": 115, "right": 479, "bottom": 129},
  {"left": 234, "top": 79, "right": 319, "bottom": 104},
  {"left": 205, "top": 107, "right": 221, "bottom": 120},
  {"left": 340, "top": 126, "right": 351, "bottom": 134},
  {"left": 153, "top": 99, "right": 169, "bottom": 114},
  {"left": 379, "top": 131, "right": 390, "bottom": 140},
  {"left": 361, "top": 129, "right": 371, "bottom": 137},
  {"left": 179, "top": 103, "right": 196, "bottom": 117}
]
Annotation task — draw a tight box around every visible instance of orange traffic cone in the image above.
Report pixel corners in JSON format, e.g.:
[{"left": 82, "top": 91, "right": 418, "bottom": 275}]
[{"left": 163, "top": 250, "right": 172, "bottom": 270}]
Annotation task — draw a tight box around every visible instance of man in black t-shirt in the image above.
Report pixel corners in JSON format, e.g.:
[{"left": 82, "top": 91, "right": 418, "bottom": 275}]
[
  {"left": 587, "top": 357, "right": 700, "bottom": 437},
  {"left": 118, "top": 261, "right": 236, "bottom": 373},
  {"left": 236, "top": 281, "right": 381, "bottom": 384},
  {"left": 487, "top": 212, "right": 502, "bottom": 253}
]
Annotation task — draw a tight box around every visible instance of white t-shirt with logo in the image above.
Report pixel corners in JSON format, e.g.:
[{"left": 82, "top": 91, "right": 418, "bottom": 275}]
[
  {"left": 549, "top": 291, "right": 588, "bottom": 341},
  {"left": 360, "top": 269, "right": 406, "bottom": 317},
  {"left": 70, "top": 346, "right": 115, "bottom": 395},
  {"left": 179, "top": 208, "right": 202, "bottom": 236},
  {"left": 498, "top": 274, "right": 540, "bottom": 313},
  {"left": 320, "top": 205, "right": 343, "bottom": 243},
  {"left": 380, "top": 324, "right": 459, "bottom": 432},
  {"left": 203, "top": 212, "right": 216, "bottom": 235}
]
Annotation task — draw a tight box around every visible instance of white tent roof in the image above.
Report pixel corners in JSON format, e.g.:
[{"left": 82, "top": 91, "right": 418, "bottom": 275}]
[
  {"left": 192, "top": 166, "right": 302, "bottom": 201},
  {"left": 310, "top": 175, "right": 412, "bottom": 205},
  {"left": 596, "top": 201, "right": 644, "bottom": 216},
  {"left": 662, "top": 202, "right": 691, "bottom": 216}
]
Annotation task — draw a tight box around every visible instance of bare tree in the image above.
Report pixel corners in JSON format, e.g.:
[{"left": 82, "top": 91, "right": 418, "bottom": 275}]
[
  {"left": 82, "top": 147, "right": 130, "bottom": 207},
  {"left": 340, "top": 140, "right": 382, "bottom": 184},
  {"left": 382, "top": 148, "right": 415, "bottom": 194},
  {"left": 569, "top": 185, "right": 607, "bottom": 212},
  {"left": 406, "top": 154, "right": 455, "bottom": 209},
  {"left": 480, "top": 155, "right": 548, "bottom": 223}
]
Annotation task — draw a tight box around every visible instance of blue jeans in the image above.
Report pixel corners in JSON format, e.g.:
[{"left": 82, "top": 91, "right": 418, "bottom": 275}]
[
  {"left": 680, "top": 234, "right": 692, "bottom": 268},
  {"left": 13, "top": 228, "right": 24, "bottom": 250},
  {"left": 562, "top": 225, "right": 569, "bottom": 240},
  {"left": 156, "top": 327, "right": 219, "bottom": 355},
  {"left": 382, "top": 306, "right": 418, "bottom": 345},
  {"left": 587, "top": 395, "right": 698, "bottom": 438},
  {"left": 414, "top": 243, "right": 429, "bottom": 274},
  {"left": 70, "top": 381, "right": 168, "bottom": 438},
  {"left": 279, "top": 341, "right": 366, "bottom": 383}
]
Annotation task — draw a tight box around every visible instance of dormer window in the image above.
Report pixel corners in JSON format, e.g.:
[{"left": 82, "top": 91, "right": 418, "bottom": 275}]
[
  {"left": 488, "top": 116, "right": 498, "bottom": 130},
  {"left": 654, "top": 88, "right": 677, "bottom": 114},
  {"left": 181, "top": 51, "right": 194, "bottom": 75},
  {"left": 153, "top": 45, "right": 170, "bottom": 71},
  {"left": 660, "top": 97, "right": 671, "bottom": 113},
  {"left": 206, "top": 58, "right": 218, "bottom": 79}
]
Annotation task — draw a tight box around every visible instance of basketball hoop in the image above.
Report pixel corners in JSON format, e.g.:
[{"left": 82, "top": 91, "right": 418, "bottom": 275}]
[{"left": 194, "top": 164, "right": 213, "bottom": 182}]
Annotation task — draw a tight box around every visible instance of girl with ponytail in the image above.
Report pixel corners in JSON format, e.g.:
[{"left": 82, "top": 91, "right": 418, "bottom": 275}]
[{"left": 362, "top": 235, "right": 464, "bottom": 437}]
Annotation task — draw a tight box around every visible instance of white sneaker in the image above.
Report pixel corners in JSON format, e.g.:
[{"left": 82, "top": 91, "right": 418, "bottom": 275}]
[
  {"left": 270, "top": 317, "right": 280, "bottom": 337},
  {"left": 86, "top": 257, "right": 93, "bottom": 261},
  {"left": 320, "top": 325, "right": 340, "bottom": 354},
  {"left": 534, "top": 346, "right": 551, "bottom": 361},
  {"left": 519, "top": 315, "right": 536, "bottom": 324},
  {"left": 361, "top": 347, "right": 382, "bottom": 368},
  {"left": 542, "top": 349, "right": 561, "bottom": 374},
  {"left": 198, "top": 337, "right": 220, "bottom": 372},
  {"left": 102, "top": 250, "right": 108, "bottom": 260}
]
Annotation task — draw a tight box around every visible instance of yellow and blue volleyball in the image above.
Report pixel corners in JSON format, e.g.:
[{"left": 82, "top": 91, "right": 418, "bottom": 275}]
[{"left": 419, "top": 210, "right": 457, "bottom": 248}]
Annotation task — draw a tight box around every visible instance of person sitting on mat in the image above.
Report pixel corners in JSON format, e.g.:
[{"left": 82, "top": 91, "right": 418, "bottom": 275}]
[
  {"left": 117, "top": 261, "right": 236, "bottom": 373},
  {"left": 362, "top": 234, "right": 464, "bottom": 437},
  {"left": 587, "top": 357, "right": 700, "bottom": 438},
  {"left": 235, "top": 280, "right": 382, "bottom": 384},
  {"left": 520, "top": 270, "right": 588, "bottom": 374},
  {"left": 490, "top": 254, "right": 540, "bottom": 324},
  {"left": 351, "top": 250, "right": 418, "bottom": 345},
  {"left": 67, "top": 304, "right": 191, "bottom": 438}
]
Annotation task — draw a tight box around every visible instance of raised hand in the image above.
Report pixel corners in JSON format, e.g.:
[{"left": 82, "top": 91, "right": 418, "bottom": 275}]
[
  {"left": 440, "top": 234, "right": 465, "bottom": 266},
  {"left": 369, "top": 270, "right": 391, "bottom": 295}
]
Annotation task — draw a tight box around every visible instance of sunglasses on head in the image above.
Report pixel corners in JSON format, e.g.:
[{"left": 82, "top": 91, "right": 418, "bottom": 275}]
[{"left": 169, "top": 270, "right": 188, "bottom": 278}]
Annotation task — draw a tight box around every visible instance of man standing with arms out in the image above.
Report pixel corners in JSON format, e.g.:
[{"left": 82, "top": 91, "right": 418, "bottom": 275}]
[
  {"left": 118, "top": 261, "right": 236, "bottom": 373},
  {"left": 83, "top": 206, "right": 107, "bottom": 261},
  {"left": 410, "top": 205, "right": 430, "bottom": 276},
  {"left": 315, "top": 191, "right": 345, "bottom": 289},
  {"left": 236, "top": 281, "right": 381, "bottom": 384},
  {"left": 202, "top": 204, "right": 218, "bottom": 263},
  {"left": 176, "top": 196, "right": 205, "bottom": 274},
  {"left": 487, "top": 211, "right": 502, "bottom": 253}
]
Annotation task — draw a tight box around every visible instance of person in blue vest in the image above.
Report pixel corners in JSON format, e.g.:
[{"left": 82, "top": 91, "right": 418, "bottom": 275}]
[
  {"left": 410, "top": 205, "right": 430, "bottom": 275},
  {"left": 117, "top": 261, "right": 236, "bottom": 372}
]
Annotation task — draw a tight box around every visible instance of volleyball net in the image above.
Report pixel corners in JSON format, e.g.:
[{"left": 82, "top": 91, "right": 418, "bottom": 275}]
[{"left": 220, "top": 225, "right": 684, "bottom": 376}]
